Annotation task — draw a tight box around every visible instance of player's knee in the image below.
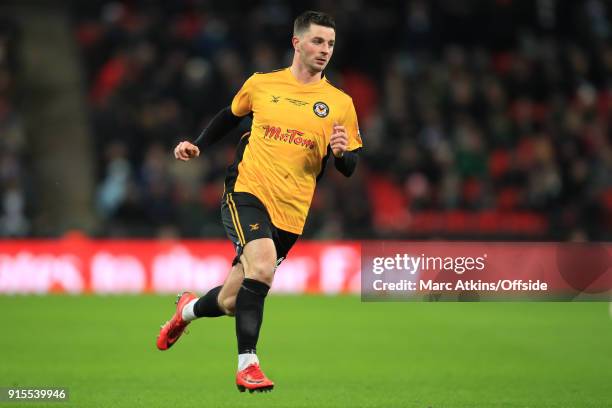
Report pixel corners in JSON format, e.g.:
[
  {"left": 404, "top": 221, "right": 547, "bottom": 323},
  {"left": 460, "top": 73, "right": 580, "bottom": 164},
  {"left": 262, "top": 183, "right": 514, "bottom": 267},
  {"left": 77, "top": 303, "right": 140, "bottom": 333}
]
[
  {"left": 220, "top": 296, "right": 236, "bottom": 316},
  {"left": 245, "top": 259, "right": 275, "bottom": 286}
]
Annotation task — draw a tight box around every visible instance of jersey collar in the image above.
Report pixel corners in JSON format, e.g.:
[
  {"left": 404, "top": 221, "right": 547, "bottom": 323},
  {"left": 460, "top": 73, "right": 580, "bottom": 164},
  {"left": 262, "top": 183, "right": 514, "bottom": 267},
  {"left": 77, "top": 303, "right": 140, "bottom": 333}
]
[{"left": 285, "top": 67, "right": 326, "bottom": 88}]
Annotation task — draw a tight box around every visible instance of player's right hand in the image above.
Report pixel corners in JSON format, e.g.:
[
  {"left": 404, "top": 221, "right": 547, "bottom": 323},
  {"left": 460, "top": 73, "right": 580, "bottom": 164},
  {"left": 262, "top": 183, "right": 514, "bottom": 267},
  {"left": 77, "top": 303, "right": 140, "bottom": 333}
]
[{"left": 174, "top": 141, "right": 200, "bottom": 161}]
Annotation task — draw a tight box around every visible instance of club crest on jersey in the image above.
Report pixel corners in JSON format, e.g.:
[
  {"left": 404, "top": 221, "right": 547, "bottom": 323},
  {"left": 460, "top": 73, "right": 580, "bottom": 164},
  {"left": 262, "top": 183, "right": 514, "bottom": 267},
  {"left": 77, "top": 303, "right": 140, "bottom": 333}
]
[{"left": 313, "top": 101, "right": 329, "bottom": 118}]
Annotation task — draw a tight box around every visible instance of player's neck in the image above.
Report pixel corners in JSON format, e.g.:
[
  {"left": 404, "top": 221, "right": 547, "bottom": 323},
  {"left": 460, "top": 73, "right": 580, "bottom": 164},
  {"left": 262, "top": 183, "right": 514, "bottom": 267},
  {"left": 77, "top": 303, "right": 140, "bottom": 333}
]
[{"left": 289, "top": 64, "right": 323, "bottom": 85}]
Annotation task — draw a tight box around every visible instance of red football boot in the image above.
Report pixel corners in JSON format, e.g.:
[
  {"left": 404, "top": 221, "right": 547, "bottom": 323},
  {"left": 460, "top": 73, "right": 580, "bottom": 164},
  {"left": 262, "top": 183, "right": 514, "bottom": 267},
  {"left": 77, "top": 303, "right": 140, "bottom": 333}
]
[
  {"left": 156, "top": 292, "right": 197, "bottom": 350},
  {"left": 236, "top": 363, "right": 274, "bottom": 393}
]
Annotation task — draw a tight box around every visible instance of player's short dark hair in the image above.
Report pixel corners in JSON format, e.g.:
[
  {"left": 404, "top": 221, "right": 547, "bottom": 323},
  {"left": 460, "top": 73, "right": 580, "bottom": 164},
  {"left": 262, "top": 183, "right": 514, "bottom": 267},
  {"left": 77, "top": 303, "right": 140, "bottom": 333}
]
[{"left": 293, "top": 11, "right": 336, "bottom": 36}]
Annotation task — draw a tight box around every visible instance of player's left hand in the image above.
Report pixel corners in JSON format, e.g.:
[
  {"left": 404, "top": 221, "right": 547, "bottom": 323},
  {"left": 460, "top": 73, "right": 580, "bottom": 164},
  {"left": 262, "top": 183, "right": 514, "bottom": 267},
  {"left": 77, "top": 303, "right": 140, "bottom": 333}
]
[{"left": 330, "top": 123, "right": 348, "bottom": 158}]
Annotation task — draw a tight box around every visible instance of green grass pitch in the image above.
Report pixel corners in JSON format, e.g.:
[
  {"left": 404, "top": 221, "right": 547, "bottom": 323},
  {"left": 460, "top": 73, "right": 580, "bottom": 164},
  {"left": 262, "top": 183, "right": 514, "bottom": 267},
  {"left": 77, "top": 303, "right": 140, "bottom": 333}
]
[{"left": 1, "top": 295, "right": 611, "bottom": 407}]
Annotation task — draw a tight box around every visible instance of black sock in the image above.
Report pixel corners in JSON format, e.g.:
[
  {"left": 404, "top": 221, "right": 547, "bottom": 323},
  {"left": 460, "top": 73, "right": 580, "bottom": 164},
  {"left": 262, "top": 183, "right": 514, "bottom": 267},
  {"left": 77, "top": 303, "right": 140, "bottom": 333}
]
[
  {"left": 193, "top": 286, "right": 225, "bottom": 317},
  {"left": 235, "top": 278, "right": 270, "bottom": 354}
]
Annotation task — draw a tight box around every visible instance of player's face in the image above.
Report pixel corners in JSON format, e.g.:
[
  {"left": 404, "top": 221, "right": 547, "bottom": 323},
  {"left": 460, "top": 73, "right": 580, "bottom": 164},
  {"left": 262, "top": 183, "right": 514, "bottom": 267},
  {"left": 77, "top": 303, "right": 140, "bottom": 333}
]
[{"left": 295, "top": 24, "right": 335, "bottom": 73}]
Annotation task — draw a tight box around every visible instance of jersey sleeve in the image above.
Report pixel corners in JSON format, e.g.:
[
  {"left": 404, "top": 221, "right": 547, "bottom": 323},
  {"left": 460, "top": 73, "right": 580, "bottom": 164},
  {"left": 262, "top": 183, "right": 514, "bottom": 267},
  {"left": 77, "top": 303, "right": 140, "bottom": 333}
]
[
  {"left": 343, "top": 100, "right": 363, "bottom": 151},
  {"left": 231, "top": 74, "right": 257, "bottom": 117}
]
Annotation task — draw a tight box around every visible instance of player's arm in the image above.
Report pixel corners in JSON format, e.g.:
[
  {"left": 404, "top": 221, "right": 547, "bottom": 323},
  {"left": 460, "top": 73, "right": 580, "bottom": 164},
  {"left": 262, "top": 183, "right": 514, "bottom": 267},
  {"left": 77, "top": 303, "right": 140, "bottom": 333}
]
[
  {"left": 193, "top": 106, "right": 244, "bottom": 148},
  {"left": 175, "top": 74, "right": 256, "bottom": 161},
  {"left": 331, "top": 100, "right": 363, "bottom": 177},
  {"left": 174, "top": 107, "right": 244, "bottom": 161},
  {"left": 334, "top": 148, "right": 360, "bottom": 177},
  {"left": 330, "top": 123, "right": 360, "bottom": 177}
]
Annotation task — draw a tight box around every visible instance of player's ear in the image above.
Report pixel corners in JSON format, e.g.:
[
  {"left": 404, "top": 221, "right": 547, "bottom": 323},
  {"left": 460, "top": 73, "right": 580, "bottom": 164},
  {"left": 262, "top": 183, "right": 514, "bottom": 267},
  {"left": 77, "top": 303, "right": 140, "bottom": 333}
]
[{"left": 291, "top": 35, "right": 300, "bottom": 52}]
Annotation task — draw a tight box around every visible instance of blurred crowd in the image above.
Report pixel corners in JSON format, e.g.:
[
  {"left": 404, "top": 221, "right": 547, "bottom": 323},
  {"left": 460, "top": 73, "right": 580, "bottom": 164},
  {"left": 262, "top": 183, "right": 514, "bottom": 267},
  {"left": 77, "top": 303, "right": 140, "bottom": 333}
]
[
  {"left": 0, "top": 18, "right": 30, "bottom": 237},
  {"left": 71, "top": 0, "right": 612, "bottom": 240}
]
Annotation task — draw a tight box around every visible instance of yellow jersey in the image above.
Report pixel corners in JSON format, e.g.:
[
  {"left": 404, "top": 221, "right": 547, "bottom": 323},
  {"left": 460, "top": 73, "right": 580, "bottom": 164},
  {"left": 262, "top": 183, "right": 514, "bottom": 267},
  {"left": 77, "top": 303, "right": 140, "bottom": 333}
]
[{"left": 227, "top": 68, "right": 363, "bottom": 234}]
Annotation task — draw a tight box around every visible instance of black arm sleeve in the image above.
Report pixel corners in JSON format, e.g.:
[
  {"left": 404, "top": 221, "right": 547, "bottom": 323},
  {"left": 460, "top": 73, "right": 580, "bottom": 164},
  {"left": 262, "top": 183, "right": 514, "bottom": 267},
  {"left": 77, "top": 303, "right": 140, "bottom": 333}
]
[
  {"left": 334, "top": 149, "right": 360, "bottom": 177},
  {"left": 192, "top": 106, "right": 243, "bottom": 148}
]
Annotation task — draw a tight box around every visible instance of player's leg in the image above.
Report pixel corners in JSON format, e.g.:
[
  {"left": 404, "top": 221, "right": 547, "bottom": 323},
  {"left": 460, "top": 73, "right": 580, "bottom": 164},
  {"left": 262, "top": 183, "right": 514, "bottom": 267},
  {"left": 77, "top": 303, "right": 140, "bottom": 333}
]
[
  {"left": 182, "top": 260, "right": 244, "bottom": 320},
  {"left": 217, "top": 261, "right": 245, "bottom": 316},
  {"left": 156, "top": 262, "right": 241, "bottom": 351},
  {"left": 156, "top": 193, "right": 248, "bottom": 350},
  {"left": 219, "top": 192, "right": 279, "bottom": 391},
  {"left": 190, "top": 237, "right": 278, "bottom": 319},
  {"left": 233, "top": 228, "right": 299, "bottom": 392},
  {"left": 239, "top": 228, "right": 297, "bottom": 353},
  {"left": 236, "top": 237, "right": 276, "bottom": 354},
  {"left": 183, "top": 193, "right": 254, "bottom": 319},
  {"left": 234, "top": 237, "right": 277, "bottom": 392}
]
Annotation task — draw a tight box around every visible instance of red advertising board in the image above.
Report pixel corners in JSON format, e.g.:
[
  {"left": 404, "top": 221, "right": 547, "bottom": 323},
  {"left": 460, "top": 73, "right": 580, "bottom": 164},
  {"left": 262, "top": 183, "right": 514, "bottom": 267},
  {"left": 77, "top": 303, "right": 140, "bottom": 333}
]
[
  {"left": 0, "top": 237, "right": 361, "bottom": 295},
  {"left": 3, "top": 238, "right": 610, "bottom": 299}
]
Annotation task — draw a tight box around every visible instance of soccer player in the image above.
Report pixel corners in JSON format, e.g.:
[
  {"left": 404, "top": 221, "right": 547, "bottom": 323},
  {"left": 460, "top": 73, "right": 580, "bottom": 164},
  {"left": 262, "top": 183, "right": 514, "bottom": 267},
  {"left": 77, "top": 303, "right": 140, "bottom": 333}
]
[{"left": 156, "top": 10, "right": 363, "bottom": 393}]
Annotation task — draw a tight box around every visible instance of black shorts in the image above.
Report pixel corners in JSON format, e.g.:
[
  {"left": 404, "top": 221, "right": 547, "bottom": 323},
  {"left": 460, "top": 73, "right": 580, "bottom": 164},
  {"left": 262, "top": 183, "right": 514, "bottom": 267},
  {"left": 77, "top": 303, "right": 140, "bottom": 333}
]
[{"left": 221, "top": 191, "right": 299, "bottom": 266}]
